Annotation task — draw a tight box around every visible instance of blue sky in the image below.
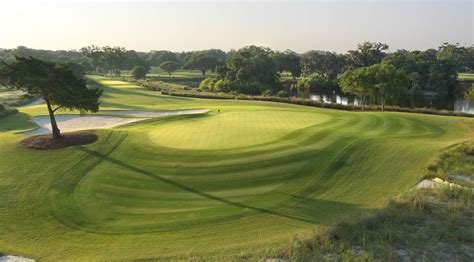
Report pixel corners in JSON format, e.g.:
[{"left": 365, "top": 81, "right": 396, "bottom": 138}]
[{"left": 0, "top": 1, "right": 472, "bottom": 53}]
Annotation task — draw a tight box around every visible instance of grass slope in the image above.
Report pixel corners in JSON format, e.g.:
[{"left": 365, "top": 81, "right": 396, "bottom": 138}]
[{"left": 0, "top": 76, "right": 473, "bottom": 260}]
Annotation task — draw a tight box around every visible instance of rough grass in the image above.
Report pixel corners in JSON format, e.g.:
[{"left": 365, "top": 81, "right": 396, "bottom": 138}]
[
  {"left": 282, "top": 187, "right": 474, "bottom": 261},
  {"left": 0, "top": 76, "right": 473, "bottom": 260},
  {"left": 425, "top": 141, "right": 474, "bottom": 186}
]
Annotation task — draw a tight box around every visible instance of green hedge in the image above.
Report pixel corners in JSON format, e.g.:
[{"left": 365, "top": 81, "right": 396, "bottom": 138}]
[{"left": 161, "top": 91, "right": 474, "bottom": 118}]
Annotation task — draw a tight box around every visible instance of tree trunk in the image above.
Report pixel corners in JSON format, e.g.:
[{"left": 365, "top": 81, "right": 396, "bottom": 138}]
[
  {"left": 45, "top": 99, "right": 61, "bottom": 139},
  {"left": 201, "top": 68, "right": 206, "bottom": 76}
]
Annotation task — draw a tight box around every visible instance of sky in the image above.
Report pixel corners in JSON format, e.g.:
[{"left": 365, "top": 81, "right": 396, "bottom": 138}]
[{"left": 0, "top": 0, "right": 472, "bottom": 53}]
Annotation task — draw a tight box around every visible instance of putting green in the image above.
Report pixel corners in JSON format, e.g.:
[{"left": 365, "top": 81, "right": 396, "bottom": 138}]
[
  {"left": 147, "top": 110, "right": 331, "bottom": 149},
  {"left": 0, "top": 76, "right": 473, "bottom": 261}
]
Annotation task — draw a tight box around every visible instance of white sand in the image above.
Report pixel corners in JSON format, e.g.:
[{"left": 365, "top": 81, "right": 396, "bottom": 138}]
[
  {"left": 0, "top": 256, "right": 34, "bottom": 262},
  {"left": 21, "top": 98, "right": 45, "bottom": 107},
  {"left": 18, "top": 109, "right": 209, "bottom": 136},
  {"left": 99, "top": 108, "right": 208, "bottom": 117},
  {"left": 416, "top": 177, "right": 465, "bottom": 189}
]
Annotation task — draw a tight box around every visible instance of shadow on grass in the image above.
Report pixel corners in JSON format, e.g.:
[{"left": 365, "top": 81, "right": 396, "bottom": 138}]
[
  {"left": 0, "top": 112, "right": 37, "bottom": 132},
  {"left": 76, "top": 146, "right": 363, "bottom": 225}
]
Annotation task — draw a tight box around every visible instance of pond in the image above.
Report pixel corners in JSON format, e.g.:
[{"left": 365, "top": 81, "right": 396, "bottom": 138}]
[{"left": 295, "top": 90, "right": 474, "bottom": 114}]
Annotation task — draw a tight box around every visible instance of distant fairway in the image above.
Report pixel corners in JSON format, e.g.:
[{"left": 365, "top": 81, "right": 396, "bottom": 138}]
[
  {"left": 0, "top": 76, "right": 473, "bottom": 260},
  {"left": 459, "top": 72, "right": 474, "bottom": 80}
]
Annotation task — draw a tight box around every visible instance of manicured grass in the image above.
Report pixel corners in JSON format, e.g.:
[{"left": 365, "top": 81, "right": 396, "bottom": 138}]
[
  {"left": 459, "top": 72, "right": 474, "bottom": 81},
  {"left": 121, "top": 67, "right": 217, "bottom": 78},
  {"left": 0, "top": 88, "right": 26, "bottom": 106},
  {"left": 0, "top": 76, "right": 473, "bottom": 260}
]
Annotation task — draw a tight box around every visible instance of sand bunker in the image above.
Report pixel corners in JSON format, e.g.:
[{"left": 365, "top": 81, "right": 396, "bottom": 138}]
[
  {"left": 99, "top": 109, "right": 208, "bottom": 117},
  {"left": 0, "top": 255, "right": 34, "bottom": 262},
  {"left": 19, "top": 109, "right": 209, "bottom": 136},
  {"left": 416, "top": 177, "right": 465, "bottom": 189},
  {"left": 22, "top": 98, "right": 45, "bottom": 107}
]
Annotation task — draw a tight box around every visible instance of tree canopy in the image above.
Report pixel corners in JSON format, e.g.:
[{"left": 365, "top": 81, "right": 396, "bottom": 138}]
[
  {"left": 339, "top": 66, "right": 374, "bottom": 108},
  {"left": 131, "top": 66, "right": 149, "bottom": 79},
  {"left": 272, "top": 50, "right": 301, "bottom": 80},
  {"left": 300, "top": 51, "right": 346, "bottom": 80},
  {"left": 348, "top": 42, "right": 389, "bottom": 68},
  {"left": 159, "top": 61, "right": 180, "bottom": 76},
  {"left": 147, "top": 51, "right": 180, "bottom": 67},
  {"left": 382, "top": 48, "right": 458, "bottom": 98},
  {"left": 224, "top": 45, "right": 280, "bottom": 95},
  {"left": 183, "top": 49, "right": 227, "bottom": 75},
  {"left": 80, "top": 46, "right": 127, "bottom": 76},
  {"left": 0, "top": 56, "right": 102, "bottom": 139}
]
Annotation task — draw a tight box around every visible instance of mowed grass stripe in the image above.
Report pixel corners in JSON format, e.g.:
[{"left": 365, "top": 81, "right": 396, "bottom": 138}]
[{"left": 0, "top": 76, "right": 472, "bottom": 260}]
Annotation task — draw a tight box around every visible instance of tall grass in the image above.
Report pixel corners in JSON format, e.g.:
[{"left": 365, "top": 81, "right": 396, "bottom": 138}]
[{"left": 279, "top": 187, "right": 474, "bottom": 261}]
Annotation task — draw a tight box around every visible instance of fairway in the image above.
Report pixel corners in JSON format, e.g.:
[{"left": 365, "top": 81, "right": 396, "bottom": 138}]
[{"left": 0, "top": 76, "right": 473, "bottom": 260}]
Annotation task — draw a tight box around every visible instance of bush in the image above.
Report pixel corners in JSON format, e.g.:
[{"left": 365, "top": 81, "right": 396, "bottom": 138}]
[
  {"left": 199, "top": 78, "right": 217, "bottom": 91},
  {"left": 134, "top": 79, "right": 188, "bottom": 92},
  {"left": 276, "top": 90, "right": 289, "bottom": 98},
  {"left": 261, "top": 90, "right": 273, "bottom": 97},
  {"left": 131, "top": 66, "right": 148, "bottom": 79},
  {"left": 297, "top": 74, "right": 340, "bottom": 93}
]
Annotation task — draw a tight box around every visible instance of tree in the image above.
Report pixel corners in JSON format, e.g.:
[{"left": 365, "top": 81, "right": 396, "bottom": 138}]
[
  {"left": 159, "top": 61, "right": 180, "bottom": 76},
  {"left": 296, "top": 74, "right": 340, "bottom": 94},
  {"left": 272, "top": 50, "right": 301, "bottom": 80},
  {"left": 0, "top": 57, "right": 102, "bottom": 139},
  {"left": 101, "top": 46, "right": 127, "bottom": 76},
  {"left": 132, "top": 66, "right": 149, "bottom": 79},
  {"left": 147, "top": 51, "right": 179, "bottom": 67},
  {"left": 301, "top": 51, "right": 346, "bottom": 80},
  {"left": 225, "top": 46, "right": 280, "bottom": 94},
  {"left": 184, "top": 53, "right": 218, "bottom": 75},
  {"left": 339, "top": 67, "right": 374, "bottom": 109},
  {"left": 348, "top": 42, "right": 389, "bottom": 68},
  {"left": 382, "top": 48, "right": 459, "bottom": 98},
  {"left": 81, "top": 46, "right": 127, "bottom": 76},
  {"left": 123, "top": 50, "right": 150, "bottom": 71},
  {"left": 437, "top": 43, "right": 473, "bottom": 72},
  {"left": 80, "top": 45, "right": 103, "bottom": 72},
  {"left": 369, "top": 64, "right": 408, "bottom": 110}
]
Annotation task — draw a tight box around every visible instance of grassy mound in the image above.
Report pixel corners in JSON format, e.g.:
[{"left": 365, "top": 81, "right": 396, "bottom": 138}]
[{"left": 0, "top": 76, "right": 472, "bottom": 260}]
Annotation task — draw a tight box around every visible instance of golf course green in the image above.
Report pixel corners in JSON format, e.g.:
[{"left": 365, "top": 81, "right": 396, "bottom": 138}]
[{"left": 0, "top": 76, "right": 473, "bottom": 260}]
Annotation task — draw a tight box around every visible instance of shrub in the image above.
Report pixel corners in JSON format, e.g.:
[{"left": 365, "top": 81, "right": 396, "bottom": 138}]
[
  {"left": 261, "top": 90, "right": 273, "bottom": 97},
  {"left": 276, "top": 90, "right": 289, "bottom": 98},
  {"left": 134, "top": 79, "right": 188, "bottom": 92},
  {"left": 131, "top": 66, "right": 148, "bottom": 79},
  {"left": 297, "top": 74, "right": 340, "bottom": 93},
  {"left": 199, "top": 78, "right": 217, "bottom": 91}
]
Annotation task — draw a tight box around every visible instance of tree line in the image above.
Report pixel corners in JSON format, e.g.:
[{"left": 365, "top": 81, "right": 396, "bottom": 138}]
[{"left": 1, "top": 42, "right": 473, "bottom": 108}]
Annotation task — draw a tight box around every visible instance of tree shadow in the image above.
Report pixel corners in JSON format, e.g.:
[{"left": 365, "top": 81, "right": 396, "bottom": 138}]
[
  {"left": 283, "top": 194, "right": 372, "bottom": 225},
  {"left": 76, "top": 146, "right": 364, "bottom": 225},
  {"left": 0, "top": 112, "right": 37, "bottom": 132}
]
